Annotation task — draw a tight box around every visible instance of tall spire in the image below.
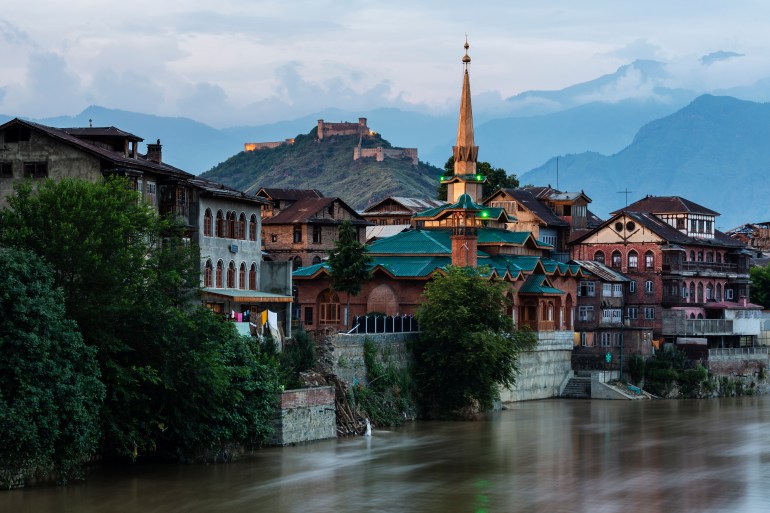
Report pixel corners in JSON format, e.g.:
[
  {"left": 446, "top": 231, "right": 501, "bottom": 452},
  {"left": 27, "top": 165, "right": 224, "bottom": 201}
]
[{"left": 453, "top": 38, "right": 479, "bottom": 176}]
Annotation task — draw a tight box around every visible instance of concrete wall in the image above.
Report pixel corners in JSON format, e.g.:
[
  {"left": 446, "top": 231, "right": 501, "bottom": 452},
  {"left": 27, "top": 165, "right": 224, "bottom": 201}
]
[
  {"left": 500, "top": 331, "right": 575, "bottom": 403},
  {"left": 318, "top": 332, "right": 413, "bottom": 387},
  {"left": 261, "top": 260, "right": 293, "bottom": 295},
  {"left": 270, "top": 386, "right": 336, "bottom": 445},
  {"left": 708, "top": 347, "right": 770, "bottom": 377}
]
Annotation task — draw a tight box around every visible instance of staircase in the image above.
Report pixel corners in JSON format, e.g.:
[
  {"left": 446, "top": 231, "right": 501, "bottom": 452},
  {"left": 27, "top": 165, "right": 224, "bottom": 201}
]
[{"left": 562, "top": 376, "right": 592, "bottom": 398}]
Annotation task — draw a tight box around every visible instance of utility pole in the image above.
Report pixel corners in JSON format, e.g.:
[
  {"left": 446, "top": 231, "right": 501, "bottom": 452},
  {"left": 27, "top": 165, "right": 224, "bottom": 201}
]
[{"left": 617, "top": 188, "right": 633, "bottom": 208}]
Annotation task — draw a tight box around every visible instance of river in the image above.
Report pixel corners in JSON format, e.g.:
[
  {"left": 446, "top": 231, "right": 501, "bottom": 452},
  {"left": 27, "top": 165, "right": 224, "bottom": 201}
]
[{"left": 4, "top": 396, "right": 770, "bottom": 513}]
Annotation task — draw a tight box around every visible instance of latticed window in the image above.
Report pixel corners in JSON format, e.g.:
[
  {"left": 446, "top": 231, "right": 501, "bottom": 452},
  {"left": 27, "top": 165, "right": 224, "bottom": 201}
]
[
  {"left": 203, "top": 260, "right": 213, "bottom": 287},
  {"left": 249, "top": 214, "right": 258, "bottom": 241},
  {"left": 216, "top": 260, "right": 224, "bottom": 288},
  {"left": 249, "top": 263, "right": 257, "bottom": 290},
  {"left": 318, "top": 289, "right": 341, "bottom": 325},
  {"left": 239, "top": 263, "right": 246, "bottom": 290},
  {"left": 628, "top": 251, "right": 638, "bottom": 269},
  {"left": 216, "top": 211, "right": 224, "bottom": 237},
  {"left": 611, "top": 251, "right": 621, "bottom": 269},
  {"left": 203, "top": 209, "right": 212, "bottom": 237},
  {"left": 645, "top": 251, "right": 654, "bottom": 269},
  {"left": 227, "top": 261, "right": 236, "bottom": 288},
  {"left": 238, "top": 213, "right": 246, "bottom": 240}
]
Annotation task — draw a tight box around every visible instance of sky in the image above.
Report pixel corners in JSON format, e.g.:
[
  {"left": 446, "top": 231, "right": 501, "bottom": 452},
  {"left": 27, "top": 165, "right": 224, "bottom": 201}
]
[{"left": 2, "top": 1, "right": 770, "bottom": 127}]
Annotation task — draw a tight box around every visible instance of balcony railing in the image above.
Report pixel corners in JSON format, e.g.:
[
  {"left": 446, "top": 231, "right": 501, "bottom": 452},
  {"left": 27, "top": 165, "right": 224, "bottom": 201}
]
[
  {"left": 664, "top": 261, "right": 743, "bottom": 275},
  {"left": 520, "top": 319, "right": 556, "bottom": 332},
  {"left": 663, "top": 318, "right": 734, "bottom": 336}
]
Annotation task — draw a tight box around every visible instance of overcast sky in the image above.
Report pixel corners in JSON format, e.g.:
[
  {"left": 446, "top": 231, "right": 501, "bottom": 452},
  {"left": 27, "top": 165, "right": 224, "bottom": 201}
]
[{"left": 2, "top": 1, "right": 770, "bottom": 127}]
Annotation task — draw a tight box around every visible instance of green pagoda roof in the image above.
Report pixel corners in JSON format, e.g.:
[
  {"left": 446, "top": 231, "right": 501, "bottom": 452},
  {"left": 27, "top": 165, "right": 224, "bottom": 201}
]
[{"left": 518, "top": 274, "right": 565, "bottom": 295}]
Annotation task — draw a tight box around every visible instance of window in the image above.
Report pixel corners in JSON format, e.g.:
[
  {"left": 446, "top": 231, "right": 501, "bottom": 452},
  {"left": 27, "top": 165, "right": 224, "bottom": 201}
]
[
  {"left": 249, "top": 263, "right": 257, "bottom": 290},
  {"left": 238, "top": 213, "right": 247, "bottom": 240},
  {"left": 629, "top": 281, "right": 637, "bottom": 293},
  {"left": 690, "top": 219, "right": 697, "bottom": 233},
  {"left": 226, "top": 212, "right": 236, "bottom": 239},
  {"left": 602, "top": 309, "right": 622, "bottom": 323},
  {"left": 716, "top": 252, "right": 722, "bottom": 264},
  {"left": 601, "top": 332, "right": 611, "bottom": 347},
  {"left": 690, "top": 250, "right": 696, "bottom": 261},
  {"left": 0, "top": 162, "right": 12, "bottom": 178},
  {"left": 698, "top": 251, "right": 704, "bottom": 262},
  {"left": 271, "top": 234, "right": 278, "bottom": 243},
  {"left": 726, "top": 289, "right": 734, "bottom": 300},
  {"left": 216, "top": 260, "right": 224, "bottom": 288},
  {"left": 697, "top": 283, "right": 704, "bottom": 303},
  {"left": 216, "top": 211, "right": 224, "bottom": 237},
  {"left": 249, "top": 214, "right": 258, "bottom": 241},
  {"left": 578, "top": 306, "right": 594, "bottom": 321},
  {"left": 304, "top": 307, "right": 314, "bottom": 326},
  {"left": 644, "top": 307, "right": 655, "bottom": 320},
  {"left": 580, "top": 332, "right": 587, "bottom": 347},
  {"left": 203, "top": 209, "right": 212, "bottom": 237},
  {"left": 676, "top": 218, "right": 685, "bottom": 230},
  {"left": 627, "top": 307, "right": 638, "bottom": 320},
  {"left": 716, "top": 283, "right": 722, "bottom": 301},
  {"left": 645, "top": 251, "right": 654, "bottom": 269},
  {"left": 227, "top": 261, "right": 236, "bottom": 288},
  {"left": 611, "top": 250, "right": 621, "bottom": 269},
  {"left": 613, "top": 284, "right": 623, "bottom": 297},
  {"left": 203, "top": 260, "right": 213, "bottom": 287},
  {"left": 706, "top": 283, "right": 713, "bottom": 300},
  {"left": 312, "top": 255, "right": 322, "bottom": 265},
  {"left": 292, "top": 256, "right": 302, "bottom": 270},
  {"left": 706, "top": 252, "right": 714, "bottom": 263},
  {"left": 689, "top": 283, "right": 695, "bottom": 301},
  {"left": 4, "top": 125, "right": 31, "bottom": 142},
  {"left": 318, "top": 289, "right": 341, "bottom": 325},
  {"left": 594, "top": 251, "right": 605, "bottom": 263},
  {"left": 313, "top": 225, "right": 322, "bottom": 244},
  {"left": 628, "top": 251, "right": 638, "bottom": 269},
  {"left": 23, "top": 161, "right": 48, "bottom": 178},
  {"left": 578, "top": 281, "right": 595, "bottom": 297},
  {"left": 645, "top": 280, "right": 654, "bottom": 293},
  {"left": 239, "top": 262, "right": 246, "bottom": 290},
  {"left": 293, "top": 225, "right": 302, "bottom": 243},
  {"left": 603, "top": 283, "right": 612, "bottom": 297}
]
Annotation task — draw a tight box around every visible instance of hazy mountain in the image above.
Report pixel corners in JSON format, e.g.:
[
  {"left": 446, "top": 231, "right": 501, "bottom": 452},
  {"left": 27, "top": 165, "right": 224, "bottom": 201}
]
[
  {"left": 519, "top": 95, "right": 770, "bottom": 230},
  {"left": 201, "top": 128, "right": 442, "bottom": 210}
]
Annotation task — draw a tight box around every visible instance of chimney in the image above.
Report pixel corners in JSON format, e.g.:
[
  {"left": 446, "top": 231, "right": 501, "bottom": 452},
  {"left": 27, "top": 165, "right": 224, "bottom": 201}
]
[
  {"left": 740, "top": 296, "right": 747, "bottom": 307},
  {"left": 146, "top": 139, "right": 162, "bottom": 164},
  {"left": 451, "top": 232, "right": 477, "bottom": 267}
]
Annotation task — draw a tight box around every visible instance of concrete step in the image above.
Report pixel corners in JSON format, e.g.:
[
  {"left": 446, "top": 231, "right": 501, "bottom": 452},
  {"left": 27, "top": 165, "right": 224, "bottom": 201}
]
[{"left": 562, "top": 377, "right": 592, "bottom": 399}]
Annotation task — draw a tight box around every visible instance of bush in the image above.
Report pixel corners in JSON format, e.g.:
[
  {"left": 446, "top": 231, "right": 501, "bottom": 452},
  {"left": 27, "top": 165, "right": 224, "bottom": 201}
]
[
  {"left": 279, "top": 329, "right": 317, "bottom": 389},
  {"left": 627, "top": 355, "right": 646, "bottom": 385}
]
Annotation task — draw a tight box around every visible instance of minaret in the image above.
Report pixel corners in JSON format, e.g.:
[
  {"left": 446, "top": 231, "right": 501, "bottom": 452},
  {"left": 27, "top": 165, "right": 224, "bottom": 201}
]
[
  {"left": 443, "top": 39, "right": 485, "bottom": 204},
  {"left": 448, "top": 39, "right": 482, "bottom": 267}
]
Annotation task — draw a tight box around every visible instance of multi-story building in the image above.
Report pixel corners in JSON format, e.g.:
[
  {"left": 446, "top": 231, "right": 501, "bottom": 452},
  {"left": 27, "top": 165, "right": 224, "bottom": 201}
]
[{"left": 570, "top": 195, "right": 760, "bottom": 350}]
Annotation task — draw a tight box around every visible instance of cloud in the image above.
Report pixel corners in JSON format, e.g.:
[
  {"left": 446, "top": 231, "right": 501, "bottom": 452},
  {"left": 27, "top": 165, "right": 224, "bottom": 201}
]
[
  {"left": 86, "top": 69, "right": 166, "bottom": 114},
  {"left": 0, "top": 18, "right": 31, "bottom": 46},
  {"left": 701, "top": 51, "right": 744, "bottom": 65},
  {"left": 602, "top": 39, "right": 665, "bottom": 61},
  {"left": 15, "top": 52, "right": 84, "bottom": 116},
  {"left": 176, "top": 82, "right": 230, "bottom": 125}
]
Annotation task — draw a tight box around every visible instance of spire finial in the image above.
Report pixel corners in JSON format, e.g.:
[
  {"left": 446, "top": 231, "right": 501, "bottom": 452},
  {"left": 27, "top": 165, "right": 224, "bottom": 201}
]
[{"left": 462, "top": 36, "right": 471, "bottom": 70}]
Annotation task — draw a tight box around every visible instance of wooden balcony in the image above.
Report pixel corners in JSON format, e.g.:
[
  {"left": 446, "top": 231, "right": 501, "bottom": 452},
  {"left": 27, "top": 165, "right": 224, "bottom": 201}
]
[{"left": 520, "top": 319, "right": 556, "bottom": 332}]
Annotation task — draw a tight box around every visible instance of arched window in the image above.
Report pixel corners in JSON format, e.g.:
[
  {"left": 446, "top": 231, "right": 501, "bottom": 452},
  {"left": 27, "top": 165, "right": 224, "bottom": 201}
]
[
  {"left": 716, "top": 252, "right": 722, "bottom": 264},
  {"left": 645, "top": 280, "right": 654, "bottom": 293},
  {"left": 594, "top": 250, "right": 605, "bottom": 263},
  {"left": 203, "top": 209, "right": 212, "bottom": 237},
  {"left": 611, "top": 250, "right": 621, "bottom": 268},
  {"left": 312, "top": 255, "right": 322, "bottom": 265},
  {"left": 216, "top": 260, "right": 224, "bottom": 288},
  {"left": 249, "top": 263, "right": 257, "bottom": 290},
  {"left": 227, "top": 261, "right": 236, "bottom": 288},
  {"left": 645, "top": 251, "right": 654, "bottom": 270},
  {"left": 318, "top": 289, "right": 341, "bottom": 325},
  {"left": 697, "top": 282, "right": 704, "bottom": 303},
  {"left": 706, "top": 283, "right": 713, "bottom": 300},
  {"left": 628, "top": 250, "right": 638, "bottom": 269},
  {"left": 689, "top": 282, "right": 695, "bottom": 302},
  {"left": 203, "top": 259, "right": 213, "bottom": 287},
  {"left": 697, "top": 313, "right": 704, "bottom": 319},
  {"left": 706, "top": 252, "right": 714, "bottom": 263},
  {"left": 689, "top": 313, "right": 696, "bottom": 319},
  {"left": 238, "top": 213, "right": 246, "bottom": 241},
  {"left": 239, "top": 262, "right": 246, "bottom": 290},
  {"left": 226, "top": 212, "right": 236, "bottom": 239},
  {"left": 249, "top": 214, "right": 258, "bottom": 241},
  {"left": 690, "top": 250, "right": 696, "bottom": 261},
  {"left": 716, "top": 283, "right": 722, "bottom": 301},
  {"left": 698, "top": 251, "right": 704, "bottom": 262},
  {"left": 216, "top": 210, "right": 224, "bottom": 238},
  {"left": 292, "top": 256, "right": 303, "bottom": 270}
]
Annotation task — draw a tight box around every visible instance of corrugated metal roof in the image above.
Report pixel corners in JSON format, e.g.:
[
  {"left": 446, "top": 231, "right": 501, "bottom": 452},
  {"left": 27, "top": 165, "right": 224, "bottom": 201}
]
[
  {"left": 263, "top": 197, "right": 369, "bottom": 225},
  {"left": 614, "top": 195, "right": 719, "bottom": 216},
  {"left": 256, "top": 188, "right": 325, "bottom": 201},
  {"left": 365, "top": 224, "right": 411, "bottom": 242},
  {"left": 571, "top": 260, "right": 632, "bottom": 282},
  {"left": 519, "top": 274, "right": 565, "bottom": 295}
]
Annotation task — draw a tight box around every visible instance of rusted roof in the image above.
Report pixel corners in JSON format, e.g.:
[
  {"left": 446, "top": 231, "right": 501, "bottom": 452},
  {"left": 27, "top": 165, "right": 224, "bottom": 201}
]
[{"left": 613, "top": 195, "right": 719, "bottom": 216}]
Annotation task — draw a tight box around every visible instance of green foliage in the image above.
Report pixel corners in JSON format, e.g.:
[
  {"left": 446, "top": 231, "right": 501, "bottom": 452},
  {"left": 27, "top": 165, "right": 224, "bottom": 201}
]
[
  {"left": 279, "top": 329, "right": 317, "bottom": 389},
  {"left": 0, "top": 247, "right": 104, "bottom": 484},
  {"left": 437, "top": 156, "right": 520, "bottom": 201},
  {"left": 328, "top": 220, "right": 372, "bottom": 327},
  {"left": 412, "top": 267, "right": 536, "bottom": 418},
  {"left": 644, "top": 349, "right": 710, "bottom": 398},
  {"left": 750, "top": 263, "right": 770, "bottom": 309},
  {"left": 351, "top": 339, "right": 417, "bottom": 426},
  {"left": 0, "top": 178, "right": 281, "bottom": 463},
  {"left": 202, "top": 129, "right": 443, "bottom": 209},
  {"left": 627, "top": 354, "right": 646, "bottom": 385}
]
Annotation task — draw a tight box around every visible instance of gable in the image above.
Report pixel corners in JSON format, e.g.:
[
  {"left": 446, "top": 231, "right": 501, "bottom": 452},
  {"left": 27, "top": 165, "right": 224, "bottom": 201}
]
[{"left": 575, "top": 213, "right": 666, "bottom": 245}]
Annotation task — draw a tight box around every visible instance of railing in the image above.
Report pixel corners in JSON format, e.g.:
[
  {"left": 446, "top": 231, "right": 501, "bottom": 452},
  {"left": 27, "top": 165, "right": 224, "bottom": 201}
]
[
  {"left": 519, "top": 319, "right": 556, "bottom": 332},
  {"left": 350, "top": 315, "right": 419, "bottom": 334},
  {"left": 709, "top": 347, "right": 770, "bottom": 357},
  {"left": 664, "top": 318, "right": 734, "bottom": 336},
  {"left": 673, "top": 262, "right": 740, "bottom": 274}
]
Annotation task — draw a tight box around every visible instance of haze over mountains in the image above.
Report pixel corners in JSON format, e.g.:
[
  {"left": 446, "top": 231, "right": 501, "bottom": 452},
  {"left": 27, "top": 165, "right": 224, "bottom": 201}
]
[{"left": 1, "top": 54, "right": 768, "bottom": 229}]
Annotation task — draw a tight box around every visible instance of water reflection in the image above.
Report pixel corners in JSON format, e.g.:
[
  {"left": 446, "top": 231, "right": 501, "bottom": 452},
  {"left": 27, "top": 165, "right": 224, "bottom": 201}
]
[{"left": 4, "top": 397, "right": 770, "bottom": 512}]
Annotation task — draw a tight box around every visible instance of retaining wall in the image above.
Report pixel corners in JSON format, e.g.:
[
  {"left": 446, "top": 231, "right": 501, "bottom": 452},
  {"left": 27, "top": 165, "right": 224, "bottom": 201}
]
[
  {"left": 318, "top": 332, "right": 413, "bottom": 386},
  {"left": 500, "top": 331, "right": 575, "bottom": 403},
  {"left": 270, "top": 386, "right": 336, "bottom": 445}
]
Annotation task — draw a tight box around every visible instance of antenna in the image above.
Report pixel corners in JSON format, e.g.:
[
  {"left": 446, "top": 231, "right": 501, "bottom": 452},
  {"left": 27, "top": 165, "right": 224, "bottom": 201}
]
[
  {"left": 617, "top": 188, "right": 633, "bottom": 208},
  {"left": 556, "top": 157, "right": 559, "bottom": 190}
]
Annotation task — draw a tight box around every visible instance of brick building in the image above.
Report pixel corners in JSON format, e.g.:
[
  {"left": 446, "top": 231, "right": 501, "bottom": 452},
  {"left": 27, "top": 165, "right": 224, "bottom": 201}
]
[{"left": 570, "top": 195, "right": 760, "bottom": 349}]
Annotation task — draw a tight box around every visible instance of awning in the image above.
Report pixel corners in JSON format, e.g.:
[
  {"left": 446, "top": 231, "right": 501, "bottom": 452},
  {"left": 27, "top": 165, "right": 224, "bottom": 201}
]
[{"left": 201, "top": 288, "right": 293, "bottom": 303}]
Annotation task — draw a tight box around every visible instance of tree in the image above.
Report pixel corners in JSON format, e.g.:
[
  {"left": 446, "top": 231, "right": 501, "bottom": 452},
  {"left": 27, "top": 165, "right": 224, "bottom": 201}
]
[
  {"left": 437, "top": 156, "right": 520, "bottom": 201},
  {"left": 0, "top": 247, "right": 104, "bottom": 485},
  {"left": 412, "top": 267, "right": 536, "bottom": 418},
  {"left": 750, "top": 263, "right": 770, "bottom": 308},
  {"left": 327, "top": 220, "right": 372, "bottom": 327}
]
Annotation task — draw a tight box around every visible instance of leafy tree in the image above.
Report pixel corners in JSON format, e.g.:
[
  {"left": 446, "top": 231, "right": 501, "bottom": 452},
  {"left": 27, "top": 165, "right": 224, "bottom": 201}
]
[
  {"left": 0, "top": 247, "right": 104, "bottom": 484},
  {"left": 437, "top": 156, "right": 520, "bottom": 201},
  {"left": 328, "top": 219, "right": 372, "bottom": 327},
  {"left": 279, "top": 328, "right": 317, "bottom": 389},
  {"left": 750, "top": 263, "right": 770, "bottom": 308},
  {"left": 412, "top": 266, "right": 536, "bottom": 418}
]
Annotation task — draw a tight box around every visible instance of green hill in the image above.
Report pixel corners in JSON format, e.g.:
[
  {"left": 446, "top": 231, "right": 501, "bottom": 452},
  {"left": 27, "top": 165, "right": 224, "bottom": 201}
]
[{"left": 201, "top": 127, "right": 444, "bottom": 209}]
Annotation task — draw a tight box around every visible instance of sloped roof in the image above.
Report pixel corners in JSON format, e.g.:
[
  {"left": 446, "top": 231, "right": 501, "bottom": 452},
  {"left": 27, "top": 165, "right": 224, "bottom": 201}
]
[
  {"left": 365, "top": 224, "right": 411, "bottom": 242},
  {"left": 62, "top": 126, "right": 144, "bottom": 141},
  {"left": 0, "top": 118, "right": 193, "bottom": 180},
  {"left": 519, "top": 274, "right": 565, "bottom": 295},
  {"left": 363, "top": 196, "right": 447, "bottom": 214},
  {"left": 263, "top": 197, "right": 368, "bottom": 225},
  {"left": 571, "top": 260, "right": 632, "bottom": 282},
  {"left": 491, "top": 188, "right": 569, "bottom": 228},
  {"left": 613, "top": 195, "right": 719, "bottom": 216},
  {"left": 256, "top": 188, "right": 325, "bottom": 202},
  {"left": 187, "top": 177, "right": 267, "bottom": 205}
]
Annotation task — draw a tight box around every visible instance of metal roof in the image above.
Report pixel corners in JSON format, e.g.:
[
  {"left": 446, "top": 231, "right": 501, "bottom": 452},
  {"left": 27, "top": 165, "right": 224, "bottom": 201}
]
[
  {"left": 201, "top": 288, "right": 293, "bottom": 302},
  {"left": 518, "top": 274, "right": 565, "bottom": 295},
  {"left": 612, "top": 195, "right": 719, "bottom": 216},
  {"left": 571, "top": 260, "right": 632, "bottom": 282}
]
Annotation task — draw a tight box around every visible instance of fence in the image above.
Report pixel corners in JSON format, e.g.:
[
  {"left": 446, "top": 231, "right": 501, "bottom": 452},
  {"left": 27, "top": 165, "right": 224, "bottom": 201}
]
[{"left": 350, "top": 315, "right": 419, "bottom": 334}]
